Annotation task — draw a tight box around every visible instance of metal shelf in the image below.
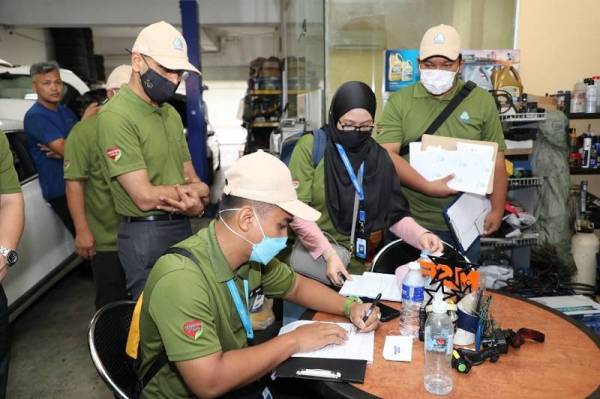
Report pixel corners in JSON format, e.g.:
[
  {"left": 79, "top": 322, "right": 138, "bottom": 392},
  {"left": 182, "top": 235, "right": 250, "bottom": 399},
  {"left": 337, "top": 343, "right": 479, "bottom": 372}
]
[
  {"left": 499, "top": 112, "right": 546, "bottom": 122},
  {"left": 567, "top": 112, "right": 600, "bottom": 120},
  {"left": 508, "top": 176, "right": 544, "bottom": 188},
  {"left": 249, "top": 90, "right": 282, "bottom": 96},
  {"left": 481, "top": 232, "right": 539, "bottom": 248},
  {"left": 250, "top": 122, "right": 279, "bottom": 128},
  {"left": 505, "top": 147, "right": 533, "bottom": 156},
  {"left": 570, "top": 167, "right": 600, "bottom": 175}
]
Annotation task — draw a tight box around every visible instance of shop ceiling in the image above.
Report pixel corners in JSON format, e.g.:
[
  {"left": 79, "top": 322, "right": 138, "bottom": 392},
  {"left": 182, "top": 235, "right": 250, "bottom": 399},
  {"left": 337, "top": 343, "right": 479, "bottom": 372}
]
[{"left": 0, "top": 0, "right": 281, "bottom": 54}]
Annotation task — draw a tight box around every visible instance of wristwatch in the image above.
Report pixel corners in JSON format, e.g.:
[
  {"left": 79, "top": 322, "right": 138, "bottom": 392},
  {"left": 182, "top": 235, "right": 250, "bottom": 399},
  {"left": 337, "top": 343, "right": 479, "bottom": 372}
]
[{"left": 0, "top": 247, "right": 18, "bottom": 267}]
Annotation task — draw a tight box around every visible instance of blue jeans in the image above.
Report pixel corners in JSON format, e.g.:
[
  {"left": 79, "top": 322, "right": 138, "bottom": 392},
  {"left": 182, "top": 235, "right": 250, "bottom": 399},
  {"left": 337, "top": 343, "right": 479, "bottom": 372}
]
[{"left": 430, "top": 229, "right": 480, "bottom": 265}]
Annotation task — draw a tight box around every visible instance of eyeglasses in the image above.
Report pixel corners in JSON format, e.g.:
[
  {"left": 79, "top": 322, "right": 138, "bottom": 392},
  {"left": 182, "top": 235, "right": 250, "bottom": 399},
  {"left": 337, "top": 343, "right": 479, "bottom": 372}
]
[
  {"left": 338, "top": 123, "right": 375, "bottom": 132},
  {"left": 141, "top": 55, "right": 186, "bottom": 79}
]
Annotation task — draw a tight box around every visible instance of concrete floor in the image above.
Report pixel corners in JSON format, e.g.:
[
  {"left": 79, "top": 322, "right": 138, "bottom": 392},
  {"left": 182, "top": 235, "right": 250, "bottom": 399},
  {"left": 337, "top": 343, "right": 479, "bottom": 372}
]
[{"left": 7, "top": 266, "right": 111, "bottom": 398}]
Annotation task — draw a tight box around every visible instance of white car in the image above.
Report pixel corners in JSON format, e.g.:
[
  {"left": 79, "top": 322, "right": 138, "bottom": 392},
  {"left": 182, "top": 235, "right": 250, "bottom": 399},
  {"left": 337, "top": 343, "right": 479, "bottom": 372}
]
[
  {"left": 0, "top": 65, "right": 90, "bottom": 320},
  {"left": 0, "top": 65, "right": 219, "bottom": 318},
  {"left": 1, "top": 119, "right": 79, "bottom": 321}
]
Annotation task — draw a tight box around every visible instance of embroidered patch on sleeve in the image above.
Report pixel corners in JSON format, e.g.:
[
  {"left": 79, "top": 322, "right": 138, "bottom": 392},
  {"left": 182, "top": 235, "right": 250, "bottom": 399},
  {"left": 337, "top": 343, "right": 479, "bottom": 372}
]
[
  {"left": 106, "top": 147, "right": 122, "bottom": 161},
  {"left": 183, "top": 320, "right": 203, "bottom": 340}
]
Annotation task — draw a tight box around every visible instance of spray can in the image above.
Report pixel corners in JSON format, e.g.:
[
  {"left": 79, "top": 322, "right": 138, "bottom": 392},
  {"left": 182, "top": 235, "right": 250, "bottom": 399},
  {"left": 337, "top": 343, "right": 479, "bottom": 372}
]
[
  {"left": 582, "top": 133, "right": 592, "bottom": 168},
  {"left": 580, "top": 180, "right": 588, "bottom": 214},
  {"left": 591, "top": 135, "right": 598, "bottom": 168},
  {"left": 572, "top": 80, "right": 587, "bottom": 113},
  {"left": 569, "top": 128, "right": 580, "bottom": 168},
  {"left": 586, "top": 78, "right": 598, "bottom": 113}
]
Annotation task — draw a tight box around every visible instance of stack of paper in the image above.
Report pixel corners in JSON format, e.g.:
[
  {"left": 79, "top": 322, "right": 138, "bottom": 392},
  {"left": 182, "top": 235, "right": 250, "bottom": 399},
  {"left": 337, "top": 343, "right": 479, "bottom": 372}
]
[
  {"left": 410, "top": 141, "right": 495, "bottom": 195},
  {"left": 339, "top": 272, "right": 402, "bottom": 302},
  {"left": 279, "top": 320, "right": 375, "bottom": 363},
  {"left": 444, "top": 193, "right": 491, "bottom": 252}
]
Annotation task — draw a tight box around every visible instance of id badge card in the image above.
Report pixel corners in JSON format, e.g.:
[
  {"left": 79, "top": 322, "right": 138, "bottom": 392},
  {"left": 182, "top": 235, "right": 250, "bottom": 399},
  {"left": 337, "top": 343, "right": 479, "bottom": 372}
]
[
  {"left": 355, "top": 237, "right": 368, "bottom": 260},
  {"left": 354, "top": 209, "right": 368, "bottom": 260}
]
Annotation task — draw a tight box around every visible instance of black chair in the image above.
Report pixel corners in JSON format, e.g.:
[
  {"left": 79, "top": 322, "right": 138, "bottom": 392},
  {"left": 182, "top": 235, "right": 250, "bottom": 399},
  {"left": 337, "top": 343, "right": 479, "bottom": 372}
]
[
  {"left": 88, "top": 300, "right": 139, "bottom": 399},
  {"left": 371, "top": 239, "right": 467, "bottom": 274}
]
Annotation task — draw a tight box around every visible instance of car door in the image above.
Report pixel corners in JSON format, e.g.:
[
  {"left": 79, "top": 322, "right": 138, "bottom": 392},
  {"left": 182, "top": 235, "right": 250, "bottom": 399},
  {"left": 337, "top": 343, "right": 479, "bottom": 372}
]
[{"left": 3, "top": 129, "right": 77, "bottom": 318}]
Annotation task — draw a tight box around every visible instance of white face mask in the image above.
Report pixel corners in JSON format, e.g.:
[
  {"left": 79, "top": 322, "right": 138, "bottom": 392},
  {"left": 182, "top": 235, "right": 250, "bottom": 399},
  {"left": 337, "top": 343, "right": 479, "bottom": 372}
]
[{"left": 419, "top": 68, "right": 457, "bottom": 95}]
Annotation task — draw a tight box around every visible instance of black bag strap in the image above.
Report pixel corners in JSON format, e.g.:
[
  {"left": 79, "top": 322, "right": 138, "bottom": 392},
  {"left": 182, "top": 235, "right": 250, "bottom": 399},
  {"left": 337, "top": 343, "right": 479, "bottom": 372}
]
[
  {"left": 399, "top": 81, "right": 477, "bottom": 156},
  {"left": 137, "top": 247, "right": 203, "bottom": 396}
]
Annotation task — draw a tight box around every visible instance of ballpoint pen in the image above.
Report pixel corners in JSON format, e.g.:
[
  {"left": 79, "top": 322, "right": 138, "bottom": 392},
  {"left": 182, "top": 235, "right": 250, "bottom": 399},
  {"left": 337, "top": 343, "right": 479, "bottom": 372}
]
[{"left": 362, "top": 293, "right": 382, "bottom": 322}]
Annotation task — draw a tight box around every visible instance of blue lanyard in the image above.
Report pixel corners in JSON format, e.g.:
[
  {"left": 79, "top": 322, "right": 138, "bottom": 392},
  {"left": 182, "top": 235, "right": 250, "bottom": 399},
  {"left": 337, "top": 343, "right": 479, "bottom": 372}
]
[
  {"left": 335, "top": 144, "right": 365, "bottom": 201},
  {"left": 226, "top": 279, "right": 254, "bottom": 340}
]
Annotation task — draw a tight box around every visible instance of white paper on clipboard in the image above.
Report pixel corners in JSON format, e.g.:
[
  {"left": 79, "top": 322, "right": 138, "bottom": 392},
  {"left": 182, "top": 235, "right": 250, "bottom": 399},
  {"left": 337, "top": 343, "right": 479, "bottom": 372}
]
[
  {"left": 444, "top": 193, "right": 491, "bottom": 252},
  {"left": 410, "top": 135, "right": 498, "bottom": 195}
]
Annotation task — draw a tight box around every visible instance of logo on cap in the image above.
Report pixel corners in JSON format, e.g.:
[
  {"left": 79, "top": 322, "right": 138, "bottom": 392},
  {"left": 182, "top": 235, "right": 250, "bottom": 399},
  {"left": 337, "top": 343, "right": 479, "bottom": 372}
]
[
  {"left": 173, "top": 37, "right": 184, "bottom": 51},
  {"left": 183, "top": 320, "right": 203, "bottom": 340},
  {"left": 106, "top": 147, "right": 122, "bottom": 161},
  {"left": 433, "top": 32, "right": 445, "bottom": 44},
  {"left": 459, "top": 111, "right": 470, "bottom": 122}
]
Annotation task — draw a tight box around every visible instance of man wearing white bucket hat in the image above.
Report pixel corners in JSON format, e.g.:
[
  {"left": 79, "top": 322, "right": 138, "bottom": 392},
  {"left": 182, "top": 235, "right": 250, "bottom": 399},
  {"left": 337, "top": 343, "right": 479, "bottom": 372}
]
[
  {"left": 136, "top": 151, "right": 380, "bottom": 398},
  {"left": 97, "top": 22, "right": 209, "bottom": 299}
]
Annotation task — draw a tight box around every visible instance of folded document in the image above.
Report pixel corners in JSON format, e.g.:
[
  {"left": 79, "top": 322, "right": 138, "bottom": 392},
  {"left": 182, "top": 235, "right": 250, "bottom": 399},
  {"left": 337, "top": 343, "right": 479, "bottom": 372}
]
[{"left": 339, "top": 272, "right": 402, "bottom": 302}]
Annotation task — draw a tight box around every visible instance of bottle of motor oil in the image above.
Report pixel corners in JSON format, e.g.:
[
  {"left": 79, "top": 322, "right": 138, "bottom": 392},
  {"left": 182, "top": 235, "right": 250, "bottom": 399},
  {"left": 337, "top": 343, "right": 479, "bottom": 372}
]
[{"left": 491, "top": 66, "right": 523, "bottom": 103}]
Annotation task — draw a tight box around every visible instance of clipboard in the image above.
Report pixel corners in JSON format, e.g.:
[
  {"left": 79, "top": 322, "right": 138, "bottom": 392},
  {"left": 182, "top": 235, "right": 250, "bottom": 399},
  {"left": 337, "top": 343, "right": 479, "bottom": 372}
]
[
  {"left": 443, "top": 192, "right": 491, "bottom": 254},
  {"left": 421, "top": 134, "right": 498, "bottom": 194},
  {"left": 274, "top": 357, "right": 367, "bottom": 383}
]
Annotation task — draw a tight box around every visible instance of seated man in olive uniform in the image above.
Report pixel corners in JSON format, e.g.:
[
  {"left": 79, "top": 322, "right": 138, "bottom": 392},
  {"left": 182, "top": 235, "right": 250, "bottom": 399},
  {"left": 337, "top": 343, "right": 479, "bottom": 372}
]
[{"left": 137, "top": 151, "right": 380, "bottom": 398}]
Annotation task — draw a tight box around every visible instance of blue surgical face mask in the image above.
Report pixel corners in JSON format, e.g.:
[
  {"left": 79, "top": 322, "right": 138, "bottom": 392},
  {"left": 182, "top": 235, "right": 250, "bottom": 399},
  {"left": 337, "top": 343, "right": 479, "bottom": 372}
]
[{"left": 219, "top": 208, "right": 288, "bottom": 265}]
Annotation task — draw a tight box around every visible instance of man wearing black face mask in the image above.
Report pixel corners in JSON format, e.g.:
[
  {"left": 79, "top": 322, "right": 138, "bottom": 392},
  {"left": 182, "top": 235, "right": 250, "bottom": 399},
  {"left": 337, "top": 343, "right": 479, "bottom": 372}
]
[
  {"left": 97, "top": 21, "right": 210, "bottom": 299},
  {"left": 287, "top": 81, "right": 442, "bottom": 286}
]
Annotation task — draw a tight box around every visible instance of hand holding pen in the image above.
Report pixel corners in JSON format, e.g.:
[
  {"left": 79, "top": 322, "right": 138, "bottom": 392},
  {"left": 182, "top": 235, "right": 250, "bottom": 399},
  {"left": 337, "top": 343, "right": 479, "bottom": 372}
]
[
  {"left": 363, "top": 293, "right": 382, "bottom": 322},
  {"left": 348, "top": 293, "right": 381, "bottom": 332}
]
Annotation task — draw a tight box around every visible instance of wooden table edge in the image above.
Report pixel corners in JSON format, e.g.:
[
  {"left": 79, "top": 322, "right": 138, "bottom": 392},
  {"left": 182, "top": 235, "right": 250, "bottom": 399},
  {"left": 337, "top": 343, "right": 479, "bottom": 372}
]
[{"left": 302, "top": 291, "right": 600, "bottom": 399}]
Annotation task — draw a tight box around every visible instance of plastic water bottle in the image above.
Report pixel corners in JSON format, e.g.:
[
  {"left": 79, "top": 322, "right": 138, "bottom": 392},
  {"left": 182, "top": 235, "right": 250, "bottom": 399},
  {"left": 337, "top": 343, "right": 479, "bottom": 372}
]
[
  {"left": 418, "top": 251, "right": 433, "bottom": 340},
  {"left": 424, "top": 292, "right": 454, "bottom": 395},
  {"left": 400, "top": 261, "right": 424, "bottom": 338}
]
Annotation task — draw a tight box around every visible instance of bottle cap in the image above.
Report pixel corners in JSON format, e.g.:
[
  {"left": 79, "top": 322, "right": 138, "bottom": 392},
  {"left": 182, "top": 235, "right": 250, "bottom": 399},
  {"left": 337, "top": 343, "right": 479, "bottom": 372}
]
[
  {"left": 408, "top": 261, "right": 420, "bottom": 271},
  {"left": 432, "top": 291, "right": 448, "bottom": 314}
]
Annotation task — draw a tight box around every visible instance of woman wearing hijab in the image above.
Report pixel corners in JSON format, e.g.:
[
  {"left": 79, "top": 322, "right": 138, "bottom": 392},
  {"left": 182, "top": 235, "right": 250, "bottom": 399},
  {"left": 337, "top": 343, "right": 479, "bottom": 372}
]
[{"left": 287, "top": 81, "right": 443, "bottom": 286}]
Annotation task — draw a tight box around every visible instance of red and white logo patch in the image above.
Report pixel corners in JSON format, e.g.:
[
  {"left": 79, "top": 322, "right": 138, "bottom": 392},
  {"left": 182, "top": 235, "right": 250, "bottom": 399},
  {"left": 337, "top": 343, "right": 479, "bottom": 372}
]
[
  {"left": 105, "top": 147, "right": 122, "bottom": 161},
  {"left": 183, "top": 320, "right": 203, "bottom": 340}
]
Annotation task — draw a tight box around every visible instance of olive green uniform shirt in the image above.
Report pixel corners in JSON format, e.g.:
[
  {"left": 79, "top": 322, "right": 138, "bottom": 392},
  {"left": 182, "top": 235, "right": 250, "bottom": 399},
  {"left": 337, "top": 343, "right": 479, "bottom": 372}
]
[
  {"left": 287, "top": 135, "right": 365, "bottom": 273},
  {"left": 97, "top": 85, "right": 191, "bottom": 217},
  {"left": 0, "top": 131, "right": 21, "bottom": 194},
  {"left": 64, "top": 115, "right": 120, "bottom": 251},
  {"left": 377, "top": 80, "right": 506, "bottom": 230},
  {"left": 138, "top": 221, "right": 296, "bottom": 398}
]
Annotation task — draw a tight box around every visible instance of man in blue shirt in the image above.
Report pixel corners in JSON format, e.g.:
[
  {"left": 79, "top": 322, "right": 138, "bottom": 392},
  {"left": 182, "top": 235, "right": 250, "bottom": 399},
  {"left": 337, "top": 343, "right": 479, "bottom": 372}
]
[{"left": 24, "top": 61, "right": 98, "bottom": 234}]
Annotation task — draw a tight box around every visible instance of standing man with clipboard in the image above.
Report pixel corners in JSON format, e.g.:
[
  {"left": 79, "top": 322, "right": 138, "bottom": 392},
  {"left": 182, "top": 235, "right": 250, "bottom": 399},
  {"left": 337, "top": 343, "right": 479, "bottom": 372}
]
[{"left": 377, "top": 24, "right": 507, "bottom": 262}]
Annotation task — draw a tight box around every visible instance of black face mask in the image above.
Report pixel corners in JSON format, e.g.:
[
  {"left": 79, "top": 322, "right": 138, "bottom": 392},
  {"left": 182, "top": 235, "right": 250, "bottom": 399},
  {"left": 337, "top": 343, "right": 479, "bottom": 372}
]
[
  {"left": 334, "top": 129, "right": 372, "bottom": 152},
  {"left": 139, "top": 67, "right": 179, "bottom": 105}
]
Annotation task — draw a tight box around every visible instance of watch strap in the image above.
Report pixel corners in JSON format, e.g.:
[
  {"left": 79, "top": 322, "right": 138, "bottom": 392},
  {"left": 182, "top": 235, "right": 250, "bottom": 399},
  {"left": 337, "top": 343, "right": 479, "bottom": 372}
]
[{"left": 0, "top": 247, "right": 11, "bottom": 257}]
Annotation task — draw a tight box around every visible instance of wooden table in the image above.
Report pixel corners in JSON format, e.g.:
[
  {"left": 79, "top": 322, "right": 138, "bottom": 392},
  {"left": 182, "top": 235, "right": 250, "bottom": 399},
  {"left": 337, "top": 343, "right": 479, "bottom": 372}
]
[{"left": 310, "top": 292, "right": 600, "bottom": 399}]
